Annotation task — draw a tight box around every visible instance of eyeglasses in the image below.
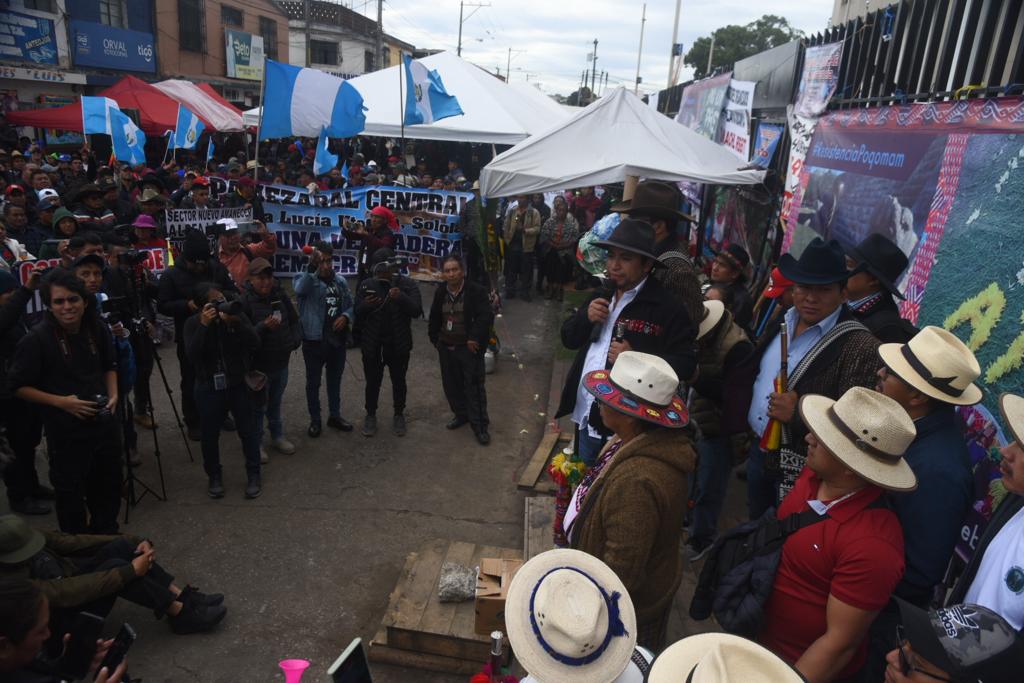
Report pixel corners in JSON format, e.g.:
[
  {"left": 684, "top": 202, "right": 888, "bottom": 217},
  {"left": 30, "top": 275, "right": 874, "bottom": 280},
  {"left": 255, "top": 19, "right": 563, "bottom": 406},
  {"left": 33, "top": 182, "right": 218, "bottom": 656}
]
[
  {"left": 50, "top": 295, "right": 82, "bottom": 306},
  {"left": 896, "top": 626, "right": 953, "bottom": 682}
]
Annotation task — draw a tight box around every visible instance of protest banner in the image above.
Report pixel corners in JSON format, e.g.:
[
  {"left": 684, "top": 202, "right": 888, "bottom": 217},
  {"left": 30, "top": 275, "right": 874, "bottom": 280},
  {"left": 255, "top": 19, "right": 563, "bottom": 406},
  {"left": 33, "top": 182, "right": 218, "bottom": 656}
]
[
  {"left": 674, "top": 72, "right": 732, "bottom": 140},
  {"left": 164, "top": 206, "right": 254, "bottom": 252},
  {"left": 794, "top": 42, "right": 844, "bottom": 118},
  {"left": 206, "top": 178, "right": 469, "bottom": 281},
  {"left": 751, "top": 122, "right": 784, "bottom": 169},
  {"left": 718, "top": 80, "right": 756, "bottom": 162}
]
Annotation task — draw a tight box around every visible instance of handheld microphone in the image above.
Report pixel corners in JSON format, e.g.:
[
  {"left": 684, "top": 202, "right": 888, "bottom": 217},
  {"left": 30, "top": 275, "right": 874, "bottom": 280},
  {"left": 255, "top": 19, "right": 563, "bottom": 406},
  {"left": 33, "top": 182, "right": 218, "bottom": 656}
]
[{"left": 588, "top": 275, "right": 616, "bottom": 343}]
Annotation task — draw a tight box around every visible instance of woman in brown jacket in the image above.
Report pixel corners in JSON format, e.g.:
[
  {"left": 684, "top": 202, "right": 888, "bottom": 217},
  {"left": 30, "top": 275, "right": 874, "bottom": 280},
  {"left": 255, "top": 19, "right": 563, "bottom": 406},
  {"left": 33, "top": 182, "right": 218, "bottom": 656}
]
[{"left": 566, "top": 351, "right": 696, "bottom": 650}]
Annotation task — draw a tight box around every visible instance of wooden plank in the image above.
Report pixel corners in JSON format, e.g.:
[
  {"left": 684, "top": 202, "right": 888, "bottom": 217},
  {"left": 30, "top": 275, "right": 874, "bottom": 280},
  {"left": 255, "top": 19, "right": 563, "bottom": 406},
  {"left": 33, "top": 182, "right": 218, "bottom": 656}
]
[
  {"left": 517, "top": 429, "right": 561, "bottom": 490},
  {"left": 524, "top": 496, "right": 556, "bottom": 561},
  {"left": 369, "top": 634, "right": 484, "bottom": 676},
  {"left": 415, "top": 540, "right": 476, "bottom": 635},
  {"left": 378, "top": 547, "right": 421, "bottom": 628},
  {"left": 384, "top": 538, "right": 449, "bottom": 631}
]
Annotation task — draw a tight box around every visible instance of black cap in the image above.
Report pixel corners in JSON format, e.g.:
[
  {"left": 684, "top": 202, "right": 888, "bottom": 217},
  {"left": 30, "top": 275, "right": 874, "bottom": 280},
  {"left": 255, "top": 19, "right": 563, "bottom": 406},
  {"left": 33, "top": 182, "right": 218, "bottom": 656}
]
[
  {"left": 72, "top": 253, "right": 105, "bottom": 270},
  {"left": 896, "top": 598, "right": 1024, "bottom": 683}
]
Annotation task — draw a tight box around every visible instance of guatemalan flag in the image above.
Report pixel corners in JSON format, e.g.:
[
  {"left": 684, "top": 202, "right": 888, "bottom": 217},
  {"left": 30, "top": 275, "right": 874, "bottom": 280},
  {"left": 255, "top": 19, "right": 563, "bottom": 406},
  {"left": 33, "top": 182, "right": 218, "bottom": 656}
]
[
  {"left": 172, "top": 104, "right": 205, "bottom": 150},
  {"left": 81, "top": 96, "right": 147, "bottom": 165},
  {"left": 403, "top": 54, "right": 464, "bottom": 125},
  {"left": 259, "top": 60, "right": 366, "bottom": 140},
  {"left": 313, "top": 127, "right": 338, "bottom": 176}
]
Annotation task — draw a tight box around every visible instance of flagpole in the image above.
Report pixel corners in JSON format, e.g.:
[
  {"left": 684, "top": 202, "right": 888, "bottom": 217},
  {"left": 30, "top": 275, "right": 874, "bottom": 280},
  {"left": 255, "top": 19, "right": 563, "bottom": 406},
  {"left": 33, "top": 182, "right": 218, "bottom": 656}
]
[
  {"left": 254, "top": 60, "right": 267, "bottom": 179},
  {"left": 161, "top": 135, "right": 172, "bottom": 166},
  {"left": 399, "top": 56, "right": 406, "bottom": 158}
]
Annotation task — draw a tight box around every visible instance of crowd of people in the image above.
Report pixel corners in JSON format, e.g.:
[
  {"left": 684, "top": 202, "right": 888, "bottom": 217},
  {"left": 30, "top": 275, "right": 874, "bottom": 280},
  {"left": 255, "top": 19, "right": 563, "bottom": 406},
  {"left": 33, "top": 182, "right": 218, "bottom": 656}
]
[{"left": 0, "top": 135, "right": 1020, "bottom": 683}]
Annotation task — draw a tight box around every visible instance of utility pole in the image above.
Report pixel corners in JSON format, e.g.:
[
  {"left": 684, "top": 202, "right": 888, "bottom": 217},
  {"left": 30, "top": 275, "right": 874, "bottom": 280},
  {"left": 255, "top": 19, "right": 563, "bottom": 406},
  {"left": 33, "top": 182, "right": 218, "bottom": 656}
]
[
  {"left": 506, "top": 47, "right": 524, "bottom": 82},
  {"left": 603, "top": 71, "right": 608, "bottom": 95},
  {"left": 304, "top": 0, "right": 311, "bottom": 67},
  {"left": 634, "top": 3, "right": 646, "bottom": 94},
  {"left": 376, "top": 0, "right": 384, "bottom": 71},
  {"left": 666, "top": 0, "right": 681, "bottom": 91},
  {"left": 590, "top": 39, "right": 598, "bottom": 96},
  {"left": 706, "top": 31, "right": 716, "bottom": 76},
  {"left": 457, "top": 1, "right": 490, "bottom": 57}
]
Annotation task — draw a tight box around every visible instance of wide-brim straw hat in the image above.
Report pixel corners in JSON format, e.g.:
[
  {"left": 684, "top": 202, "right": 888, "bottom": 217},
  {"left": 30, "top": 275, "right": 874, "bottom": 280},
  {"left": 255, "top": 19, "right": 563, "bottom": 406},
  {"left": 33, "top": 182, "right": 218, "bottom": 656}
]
[
  {"left": 698, "top": 300, "right": 725, "bottom": 340},
  {"left": 878, "top": 326, "right": 983, "bottom": 406},
  {"left": 798, "top": 386, "right": 918, "bottom": 491},
  {"left": 999, "top": 393, "right": 1024, "bottom": 445},
  {"left": 647, "top": 632, "right": 805, "bottom": 683},
  {"left": 506, "top": 549, "right": 637, "bottom": 683},
  {"left": 584, "top": 351, "right": 688, "bottom": 428}
]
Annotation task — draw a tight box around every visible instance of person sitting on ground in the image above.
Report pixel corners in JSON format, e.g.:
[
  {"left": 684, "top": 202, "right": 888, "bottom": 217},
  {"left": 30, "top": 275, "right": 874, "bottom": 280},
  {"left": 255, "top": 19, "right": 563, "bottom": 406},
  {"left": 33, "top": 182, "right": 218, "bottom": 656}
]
[
  {"left": 0, "top": 515, "right": 226, "bottom": 637},
  {"left": 568, "top": 352, "right": 696, "bottom": 650},
  {"left": 758, "top": 387, "right": 918, "bottom": 683},
  {"left": 647, "top": 632, "right": 805, "bottom": 682},
  {"left": 845, "top": 233, "right": 917, "bottom": 343},
  {"left": 885, "top": 599, "right": 1022, "bottom": 683},
  {"left": 709, "top": 244, "right": 754, "bottom": 330},
  {"left": 0, "top": 578, "right": 127, "bottom": 682},
  {"left": 506, "top": 548, "right": 653, "bottom": 683}
]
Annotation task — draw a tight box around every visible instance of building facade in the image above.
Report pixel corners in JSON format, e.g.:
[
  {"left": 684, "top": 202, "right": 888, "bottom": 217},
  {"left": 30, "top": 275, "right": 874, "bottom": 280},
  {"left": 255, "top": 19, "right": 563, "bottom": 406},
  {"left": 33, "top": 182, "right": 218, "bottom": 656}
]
[{"left": 829, "top": 0, "right": 891, "bottom": 26}]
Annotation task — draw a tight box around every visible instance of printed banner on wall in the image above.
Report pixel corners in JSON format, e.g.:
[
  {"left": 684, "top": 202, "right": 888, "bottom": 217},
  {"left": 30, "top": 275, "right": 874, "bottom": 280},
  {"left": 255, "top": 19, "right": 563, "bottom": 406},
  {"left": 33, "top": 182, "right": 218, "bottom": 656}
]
[
  {"left": 674, "top": 72, "right": 732, "bottom": 140},
  {"left": 718, "top": 79, "right": 756, "bottom": 162},
  {"left": 795, "top": 42, "right": 844, "bottom": 118},
  {"left": 204, "top": 179, "right": 468, "bottom": 281},
  {"left": 70, "top": 20, "right": 155, "bottom": 73},
  {"left": 752, "top": 122, "right": 784, "bottom": 169},
  {"left": 0, "top": 9, "right": 58, "bottom": 64},
  {"left": 786, "top": 97, "right": 1024, "bottom": 555}
]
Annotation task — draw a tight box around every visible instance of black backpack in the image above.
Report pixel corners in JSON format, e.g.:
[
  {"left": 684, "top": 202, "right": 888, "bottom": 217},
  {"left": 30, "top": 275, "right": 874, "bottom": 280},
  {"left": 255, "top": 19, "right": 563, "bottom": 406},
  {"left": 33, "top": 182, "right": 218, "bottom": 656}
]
[{"left": 689, "top": 498, "right": 887, "bottom": 637}]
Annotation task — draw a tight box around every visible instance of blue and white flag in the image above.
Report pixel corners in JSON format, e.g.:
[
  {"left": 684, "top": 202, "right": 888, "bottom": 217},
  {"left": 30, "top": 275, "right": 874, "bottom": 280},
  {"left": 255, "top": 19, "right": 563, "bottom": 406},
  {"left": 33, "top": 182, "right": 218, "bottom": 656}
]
[
  {"left": 403, "top": 55, "right": 463, "bottom": 126},
  {"left": 259, "top": 60, "right": 366, "bottom": 140},
  {"left": 313, "top": 127, "right": 338, "bottom": 176},
  {"left": 110, "top": 108, "right": 146, "bottom": 165},
  {"left": 172, "top": 104, "right": 205, "bottom": 150},
  {"left": 206, "top": 137, "right": 215, "bottom": 162},
  {"left": 81, "top": 96, "right": 119, "bottom": 135}
]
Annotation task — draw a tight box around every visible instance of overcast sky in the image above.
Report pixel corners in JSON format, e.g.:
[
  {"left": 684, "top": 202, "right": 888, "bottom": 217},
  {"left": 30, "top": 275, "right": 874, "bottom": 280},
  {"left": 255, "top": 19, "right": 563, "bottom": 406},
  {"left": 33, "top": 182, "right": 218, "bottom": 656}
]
[{"left": 363, "top": 0, "right": 837, "bottom": 96}]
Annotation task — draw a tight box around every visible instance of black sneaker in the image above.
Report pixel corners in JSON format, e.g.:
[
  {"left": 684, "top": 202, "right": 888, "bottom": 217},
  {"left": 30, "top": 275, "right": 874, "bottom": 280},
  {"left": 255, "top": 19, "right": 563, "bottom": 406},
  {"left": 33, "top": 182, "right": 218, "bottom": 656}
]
[
  {"left": 446, "top": 416, "right": 469, "bottom": 430},
  {"left": 244, "top": 475, "right": 261, "bottom": 499},
  {"left": 327, "top": 416, "right": 354, "bottom": 432},
  {"left": 179, "top": 585, "right": 224, "bottom": 608},
  {"left": 207, "top": 475, "right": 224, "bottom": 499},
  {"left": 474, "top": 429, "right": 491, "bottom": 446},
  {"left": 222, "top": 415, "right": 236, "bottom": 432},
  {"left": 393, "top": 414, "right": 406, "bottom": 436},
  {"left": 685, "top": 536, "right": 715, "bottom": 562},
  {"left": 307, "top": 421, "right": 322, "bottom": 438},
  {"left": 9, "top": 498, "right": 51, "bottom": 515},
  {"left": 169, "top": 602, "right": 227, "bottom": 635},
  {"left": 362, "top": 415, "right": 377, "bottom": 437}
]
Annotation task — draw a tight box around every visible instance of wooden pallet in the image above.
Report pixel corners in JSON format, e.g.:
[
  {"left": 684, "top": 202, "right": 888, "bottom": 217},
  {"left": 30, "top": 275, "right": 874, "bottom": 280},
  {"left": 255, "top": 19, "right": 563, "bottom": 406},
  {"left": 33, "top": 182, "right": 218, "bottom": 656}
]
[
  {"left": 368, "top": 538, "right": 521, "bottom": 675},
  {"left": 517, "top": 430, "right": 571, "bottom": 494},
  {"left": 524, "top": 496, "right": 556, "bottom": 561}
]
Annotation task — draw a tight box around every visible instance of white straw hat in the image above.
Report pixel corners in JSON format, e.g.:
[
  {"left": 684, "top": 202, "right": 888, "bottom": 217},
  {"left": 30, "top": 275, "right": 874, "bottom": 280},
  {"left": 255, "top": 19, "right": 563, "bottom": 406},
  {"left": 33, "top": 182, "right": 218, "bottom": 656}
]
[
  {"left": 647, "top": 632, "right": 805, "bottom": 683},
  {"left": 697, "top": 300, "right": 725, "bottom": 340},
  {"left": 878, "top": 326, "right": 983, "bottom": 406},
  {"left": 1000, "top": 393, "right": 1024, "bottom": 445},
  {"left": 799, "top": 386, "right": 918, "bottom": 491},
  {"left": 506, "top": 549, "right": 637, "bottom": 683}
]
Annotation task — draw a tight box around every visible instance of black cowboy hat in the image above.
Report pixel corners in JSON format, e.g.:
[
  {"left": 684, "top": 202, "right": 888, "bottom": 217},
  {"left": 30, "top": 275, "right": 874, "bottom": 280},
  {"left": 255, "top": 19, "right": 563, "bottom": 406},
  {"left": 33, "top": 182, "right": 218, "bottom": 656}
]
[
  {"left": 846, "top": 233, "right": 908, "bottom": 300},
  {"left": 610, "top": 180, "right": 695, "bottom": 222},
  {"left": 594, "top": 218, "right": 666, "bottom": 265},
  {"left": 778, "top": 237, "right": 848, "bottom": 285}
]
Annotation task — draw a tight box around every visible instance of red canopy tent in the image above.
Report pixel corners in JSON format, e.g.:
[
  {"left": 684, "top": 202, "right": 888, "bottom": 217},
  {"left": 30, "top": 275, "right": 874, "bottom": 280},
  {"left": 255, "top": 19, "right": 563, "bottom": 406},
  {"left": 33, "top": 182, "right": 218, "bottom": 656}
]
[{"left": 5, "top": 75, "right": 214, "bottom": 135}]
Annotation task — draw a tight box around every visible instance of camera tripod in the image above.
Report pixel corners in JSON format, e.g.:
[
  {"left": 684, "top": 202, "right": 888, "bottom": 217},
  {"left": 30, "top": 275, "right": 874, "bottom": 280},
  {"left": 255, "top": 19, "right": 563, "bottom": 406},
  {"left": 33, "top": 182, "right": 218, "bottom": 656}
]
[{"left": 120, "top": 389, "right": 166, "bottom": 524}]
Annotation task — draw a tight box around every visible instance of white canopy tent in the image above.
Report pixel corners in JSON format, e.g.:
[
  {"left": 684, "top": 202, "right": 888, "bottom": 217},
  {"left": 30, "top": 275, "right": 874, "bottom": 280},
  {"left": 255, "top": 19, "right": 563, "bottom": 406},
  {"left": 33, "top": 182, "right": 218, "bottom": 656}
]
[
  {"left": 242, "top": 52, "right": 571, "bottom": 144},
  {"left": 152, "top": 80, "right": 245, "bottom": 132},
  {"left": 479, "top": 87, "right": 766, "bottom": 197}
]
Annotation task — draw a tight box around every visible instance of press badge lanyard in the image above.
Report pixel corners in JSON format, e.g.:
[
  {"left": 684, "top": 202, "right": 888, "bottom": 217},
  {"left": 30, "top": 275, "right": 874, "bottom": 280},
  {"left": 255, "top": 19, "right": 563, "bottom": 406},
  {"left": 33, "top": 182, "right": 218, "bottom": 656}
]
[
  {"left": 807, "top": 490, "right": 859, "bottom": 516},
  {"left": 445, "top": 286, "right": 464, "bottom": 332},
  {"left": 55, "top": 327, "right": 98, "bottom": 366}
]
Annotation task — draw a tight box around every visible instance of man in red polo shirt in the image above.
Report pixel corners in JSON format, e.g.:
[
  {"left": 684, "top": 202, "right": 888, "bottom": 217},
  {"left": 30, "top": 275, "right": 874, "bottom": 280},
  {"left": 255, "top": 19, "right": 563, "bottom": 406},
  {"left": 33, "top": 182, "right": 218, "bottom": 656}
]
[{"left": 758, "top": 386, "right": 918, "bottom": 683}]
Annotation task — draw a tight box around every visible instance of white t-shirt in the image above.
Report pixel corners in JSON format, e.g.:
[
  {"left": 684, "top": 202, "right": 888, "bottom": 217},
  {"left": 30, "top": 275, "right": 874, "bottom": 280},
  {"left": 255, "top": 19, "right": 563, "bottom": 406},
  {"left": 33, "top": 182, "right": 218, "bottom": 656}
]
[
  {"left": 965, "top": 506, "right": 1024, "bottom": 630},
  {"left": 522, "top": 647, "right": 653, "bottom": 683}
]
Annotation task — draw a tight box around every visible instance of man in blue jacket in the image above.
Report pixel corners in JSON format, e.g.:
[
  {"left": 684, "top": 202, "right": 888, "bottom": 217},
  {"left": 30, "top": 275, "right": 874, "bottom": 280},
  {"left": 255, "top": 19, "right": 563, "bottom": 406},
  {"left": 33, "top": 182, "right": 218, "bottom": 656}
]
[
  {"left": 863, "top": 325, "right": 980, "bottom": 678},
  {"left": 294, "top": 242, "right": 355, "bottom": 438}
]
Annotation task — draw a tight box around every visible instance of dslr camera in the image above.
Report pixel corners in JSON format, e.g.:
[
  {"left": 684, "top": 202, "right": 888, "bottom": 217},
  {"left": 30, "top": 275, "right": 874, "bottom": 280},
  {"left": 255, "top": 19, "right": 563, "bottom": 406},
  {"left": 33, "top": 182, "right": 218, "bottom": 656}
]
[
  {"left": 87, "top": 394, "right": 113, "bottom": 422},
  {"left": 214, "top": 298, "right": 243, "bottom": 316}
]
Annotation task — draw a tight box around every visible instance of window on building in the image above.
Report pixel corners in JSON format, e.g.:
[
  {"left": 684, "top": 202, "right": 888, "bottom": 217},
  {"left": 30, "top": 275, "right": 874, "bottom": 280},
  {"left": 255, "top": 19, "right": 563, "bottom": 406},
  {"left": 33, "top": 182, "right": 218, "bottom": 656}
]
[
  {"left": 221, "top": 6, "right": 243, "bottom": 26},
  {"left": 310, "top": 40, "right": 338, "bottom": 66},
  {"left": 259, "top": 16, "right": 278, "bottom": 61},
  {"left": 178, "top": 0, "right": 204, "bottom": 52},
  {"left": 22, "top": 0, "right": 56, "bottom": 12},
  {"left": 99, "top": 0, "right": 125, "bottom": 28},
  {"left": 364, "top": 50, "right": 375, "bottom": 72}
]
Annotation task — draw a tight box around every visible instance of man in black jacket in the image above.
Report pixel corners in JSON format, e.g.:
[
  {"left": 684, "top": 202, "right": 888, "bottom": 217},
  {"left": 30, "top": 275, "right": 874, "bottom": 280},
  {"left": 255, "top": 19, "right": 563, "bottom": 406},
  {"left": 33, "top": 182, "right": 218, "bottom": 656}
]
[
  {"left": 156, "top": 231, "right": 237, "bottom": 440},
  {"left": 428, "top": 255, "right": 494, "bottom": 445},
  {"left": 241, "top": 258, "right": 302, "bottom": 460},
  {"left": 355, "top": 248, "right": 423, "bottom": 438},
  {"left": 555, "top": 218, "right": 698, "bottom": 465},
  {"left": 845, "top": 233, "right": 917, "bottom": 344}
]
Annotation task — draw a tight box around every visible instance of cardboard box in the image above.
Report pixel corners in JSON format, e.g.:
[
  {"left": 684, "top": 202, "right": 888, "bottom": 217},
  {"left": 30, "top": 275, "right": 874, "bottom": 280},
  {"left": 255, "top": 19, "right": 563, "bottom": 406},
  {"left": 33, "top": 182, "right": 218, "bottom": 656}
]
[{"left": 474, "top": 557, "right": 523, "bottom": 635}]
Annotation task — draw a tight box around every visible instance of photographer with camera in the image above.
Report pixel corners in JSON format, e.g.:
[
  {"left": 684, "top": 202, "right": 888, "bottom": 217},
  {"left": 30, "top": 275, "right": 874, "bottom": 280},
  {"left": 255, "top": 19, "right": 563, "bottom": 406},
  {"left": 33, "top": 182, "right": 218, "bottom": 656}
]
[
  {"left": 216, "top": 217, "right": 277, "bottom": 288},
  {"left": 157, "top": 231, "right": 237, "bottom": 441},
  {"left": 183, "top": 283, "right": 262, "bottom": 499},
  {"left": 0, "top": 266, "right": 51, "bottom": 516},
  {"left": 342, "top": 207, "right": 397, "bottom": 281},
  {"left": 241, "top": 258, "right": 301, "bottom": 459},
  {"left": 294, "top": 242, "right": 355, "bottom": 438},
  {"left": 8, "top": 269, "right": 122, "bottom": 534},
  {"left": 354, "top": 248, "right": 423, "bottom": 437}
]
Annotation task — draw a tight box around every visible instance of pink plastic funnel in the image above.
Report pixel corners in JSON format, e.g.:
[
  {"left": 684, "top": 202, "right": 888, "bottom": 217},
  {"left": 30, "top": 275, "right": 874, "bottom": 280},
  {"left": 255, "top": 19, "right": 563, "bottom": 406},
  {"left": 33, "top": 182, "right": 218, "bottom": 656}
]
[{"left": 279, "top": 659, "right": 310, "bottom": 683}]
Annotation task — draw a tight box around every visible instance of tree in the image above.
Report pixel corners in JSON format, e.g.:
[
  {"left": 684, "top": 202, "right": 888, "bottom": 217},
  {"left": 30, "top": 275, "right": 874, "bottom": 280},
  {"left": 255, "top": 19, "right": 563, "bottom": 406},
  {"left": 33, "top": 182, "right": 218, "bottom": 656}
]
[
  {"left": 684, "top": 14, "right": 803, "bottom": 80},
  {"left": 566, "top": 87, "right": 593, "bottom": 107}
]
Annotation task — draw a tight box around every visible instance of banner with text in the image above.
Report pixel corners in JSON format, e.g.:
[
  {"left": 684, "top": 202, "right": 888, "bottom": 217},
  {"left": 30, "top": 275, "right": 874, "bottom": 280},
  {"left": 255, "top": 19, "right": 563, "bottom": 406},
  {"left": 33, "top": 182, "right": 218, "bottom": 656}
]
[
  {"left": 674, "top": 72, "right": 732, "bottom": 140},
  {"left": 718, "top": 79, "right": 756, "bottom": 162},
  {"left": 795, "top": 42, "right": 843, "bottom": 118}
]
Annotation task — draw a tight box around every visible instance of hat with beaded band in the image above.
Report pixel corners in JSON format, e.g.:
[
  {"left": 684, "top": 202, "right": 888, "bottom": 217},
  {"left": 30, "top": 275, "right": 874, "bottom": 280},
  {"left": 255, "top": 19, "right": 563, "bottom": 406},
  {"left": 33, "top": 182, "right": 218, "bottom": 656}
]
[{"left": 584, "top": 351, "right": 688, "bottom": 428}]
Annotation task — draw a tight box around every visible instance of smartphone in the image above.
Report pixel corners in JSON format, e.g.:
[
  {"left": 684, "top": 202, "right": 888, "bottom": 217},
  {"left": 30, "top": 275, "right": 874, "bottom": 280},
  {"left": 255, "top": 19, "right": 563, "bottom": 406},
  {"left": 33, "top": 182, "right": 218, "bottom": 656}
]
[
  {"left": 327, "top": 638, "right": 373, "bottom": 683},
  {"left": 271, "top": 300, "right": 282, "bottom": 322},
  {"left": 61, "top": 611, "right": 105, "bottom": 679},
  {"left": 96, "top": 623, "right": 135, "bottom": 678}
]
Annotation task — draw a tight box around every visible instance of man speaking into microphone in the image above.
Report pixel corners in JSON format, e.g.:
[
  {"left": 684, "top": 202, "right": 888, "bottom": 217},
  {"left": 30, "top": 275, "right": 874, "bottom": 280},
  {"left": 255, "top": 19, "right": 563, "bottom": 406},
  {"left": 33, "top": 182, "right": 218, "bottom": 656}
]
[{"left": 554, "top": 219, "right": 698, "bottom": 464}]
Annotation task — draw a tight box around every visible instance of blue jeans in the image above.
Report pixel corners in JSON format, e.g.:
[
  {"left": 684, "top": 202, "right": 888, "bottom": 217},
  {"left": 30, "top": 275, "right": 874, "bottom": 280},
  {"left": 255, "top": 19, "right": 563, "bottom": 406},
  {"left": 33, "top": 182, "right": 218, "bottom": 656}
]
[
  {"left": 746, "top": 442, "right": 777, "bottom": 521},
  {"left": 254, "top": 366, "right": 289, "bottom": 441},
  {"left": 576, "top": 425, "right": 607, "bottom": 467},
  {"left": 194, "top": 382, "right": 261, "bottom": 478},
  {"left": 690, "top": 435, "right": 733, "bottom": 543},
  {"left": 302, "top": 340, "right": 346, "bottom": 423}
]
